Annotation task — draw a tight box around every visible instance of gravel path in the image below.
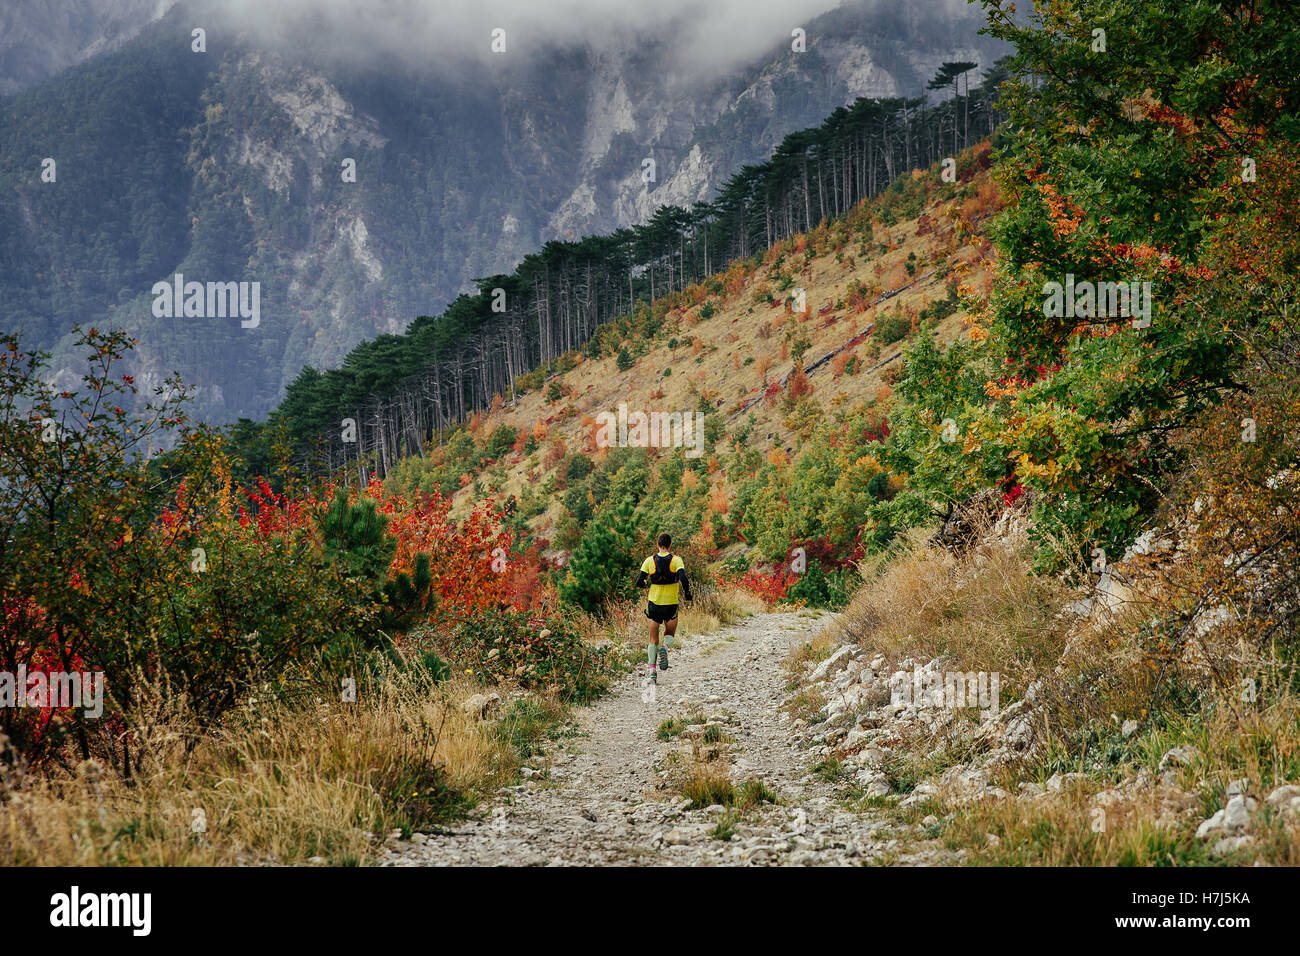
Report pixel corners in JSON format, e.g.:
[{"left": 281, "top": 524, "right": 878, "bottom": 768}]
[{"left": 382, "top": 610, "right": 899, "bottom": 866}]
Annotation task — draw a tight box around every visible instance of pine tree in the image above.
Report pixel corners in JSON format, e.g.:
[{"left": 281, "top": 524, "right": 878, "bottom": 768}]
[
  {"left": 559, "top": 497, "right": 637, "bottom": 612},
  {"left": 320, "top": 490, "right": 394, "bottom": 578},
  {"left": 318, "top": 491, "right": 434, "bottom": 635}
]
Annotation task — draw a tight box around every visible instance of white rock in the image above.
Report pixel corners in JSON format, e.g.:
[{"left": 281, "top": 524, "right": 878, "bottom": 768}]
[
  {"left": 461, "top": 692, "right": 500, "bottom": 718},
  {"left": 1211, "top": 834, "right": 1254, "bottom": 855},
  {"left": 1195, "top": 811, "right": 1226, "bottom": 839},
  {"left": 1046, "top": 772, "right": 1087, "bottom": 792},
  {"left": 1004, "top": 715, "right": 1035, "bottom": 749},
  {"left": 1265, "top": 784, "right": 1300, "bottom": 806},
  {"left": 809, "top": 644, "right": 858, "bottom": 682},
  {"left": 824, "top": 684, "right": 872, "bottom": 717},
  {"left": 843, "top": 727, "right": 873, "bottom": 749},
  {"left": 1158, "top": 745, "right": 1198, "bottom": 771},
  {"left": 1222, "top": 795, "right": 1255, "bottom": 830},
  {"left": 663, "top": 828, "right": 691, "bottom": 846}
]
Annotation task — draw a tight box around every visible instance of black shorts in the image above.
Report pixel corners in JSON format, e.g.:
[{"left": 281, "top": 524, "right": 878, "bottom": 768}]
[{"left": 646, "top": 602, "right": 679, "bottom": 623}]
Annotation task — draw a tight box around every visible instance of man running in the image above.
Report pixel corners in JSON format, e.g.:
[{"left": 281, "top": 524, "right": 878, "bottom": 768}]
[{"left": 635, "top": 533, "right": 693, "bottom": 683}]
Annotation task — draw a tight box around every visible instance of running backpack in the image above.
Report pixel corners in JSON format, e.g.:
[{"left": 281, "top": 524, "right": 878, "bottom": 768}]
[{"left": 649, "top": 553, "right": 677, "bottom": 585}]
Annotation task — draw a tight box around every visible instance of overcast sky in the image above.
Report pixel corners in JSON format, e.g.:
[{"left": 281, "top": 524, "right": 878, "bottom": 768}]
[{"left": 219, "top": 0, "right": 852, "bottom": 76}]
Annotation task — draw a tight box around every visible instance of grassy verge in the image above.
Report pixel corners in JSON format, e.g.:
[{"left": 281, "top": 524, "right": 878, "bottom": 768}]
[
  {"left": 0, "top": 668, "right": 512, "bottom": 866},
  {"left": 0, "top": 584, "right": 765, "bottom": 866},
  {"left": 785, "top": 517, "right": 1300, "bottom": 865}
]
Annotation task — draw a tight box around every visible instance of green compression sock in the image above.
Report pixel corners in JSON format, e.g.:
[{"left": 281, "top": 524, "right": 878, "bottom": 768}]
[{"left": 648, "top": 644, "right": 657, "bottom": 666}]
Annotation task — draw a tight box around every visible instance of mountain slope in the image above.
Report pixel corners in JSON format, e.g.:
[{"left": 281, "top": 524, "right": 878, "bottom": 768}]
[
  {"left": 383, "top": 146, "right": 1000, "bottom": 567},
  {"left": 0, "top": 0, "right": 1005, "bottom": 422}
]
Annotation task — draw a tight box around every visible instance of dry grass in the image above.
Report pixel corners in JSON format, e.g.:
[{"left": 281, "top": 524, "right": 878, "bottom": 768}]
[
  {"left": 928, "top": 695, "right": 1300, "bottom": 865},
  {"left": 689, "top": 584, "right": 764, "bottom": 630},
  {"left": 828, "top": 526, "right": 1074, "bottom": 696},
  {"left": 783, "top": 629, "right": 837, "bottom": 677},
  {"left": 798, "top": 499, "right": 1300, "bottom": 864},
  {"left": 932, "top": 784, "right": 1217, "bottom": 866},
  {"left": 0, "top": 668, "right": 514, "bottom": 866},
  {"left": 671, "top": 736, "right": 779, "bottom": 812}
]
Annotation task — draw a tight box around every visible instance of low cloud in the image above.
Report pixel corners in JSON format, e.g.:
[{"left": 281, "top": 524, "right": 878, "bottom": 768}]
[{"left": 214, "top": 0, "right": 848, "bottom": 78}]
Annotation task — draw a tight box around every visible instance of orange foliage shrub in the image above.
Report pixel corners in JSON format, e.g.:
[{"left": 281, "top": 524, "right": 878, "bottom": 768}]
[
  {"left": 883, "top": 262, "right": 910, "bottom": 291},
  {"left": 543, "top": 439, "right": 567, "bottom": 470},
  {"left": 723, "top": 260, "right": 749, "bottom": 296},
  {"left": 787, "top": 367, "right": 812, "bottom": 400},
  {"left": 831, "top": 349, "right": 852, "bottom": 379},
  {"left": 707, "top": 482, "right": 729, "bottom": 513}
]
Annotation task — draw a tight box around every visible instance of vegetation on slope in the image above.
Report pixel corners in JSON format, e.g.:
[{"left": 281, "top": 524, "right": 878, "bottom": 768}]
[{"left": 781, "top": 0, "right": 1300, "bottom": 866}]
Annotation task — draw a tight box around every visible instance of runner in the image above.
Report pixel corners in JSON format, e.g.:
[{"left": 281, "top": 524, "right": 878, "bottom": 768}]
[{"left": 635, "top": 533, "right": 693, "bottom": 683}]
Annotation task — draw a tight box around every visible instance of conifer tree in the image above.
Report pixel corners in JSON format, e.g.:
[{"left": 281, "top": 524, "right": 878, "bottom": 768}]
[
  {"left": 318, "top": 490, "right": 434, "bottom": 635},
  {"left": 559, "top": 497, "right": 637, "bottom": 612}
]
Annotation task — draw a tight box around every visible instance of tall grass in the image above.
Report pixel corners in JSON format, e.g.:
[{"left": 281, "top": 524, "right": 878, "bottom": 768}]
[{"left": 0, "top": 668, "right": 513, "bottom": 866}]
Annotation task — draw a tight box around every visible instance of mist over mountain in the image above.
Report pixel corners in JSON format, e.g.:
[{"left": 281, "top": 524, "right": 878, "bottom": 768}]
[
  {"left": 0, "top": 0, "right": 173, "bottom": 95},
  {"left": 0, "top": 0, "right": 1006, "bottom": 422}
]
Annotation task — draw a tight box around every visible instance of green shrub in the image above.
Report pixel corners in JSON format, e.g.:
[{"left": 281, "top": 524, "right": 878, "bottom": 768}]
[{"left": 787, "top": 562, "right": 857, "bottom": 610}]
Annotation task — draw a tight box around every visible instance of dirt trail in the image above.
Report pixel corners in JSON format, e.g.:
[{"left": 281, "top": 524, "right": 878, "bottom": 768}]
[{"left": 382, "top": 610, "right": 899, "bottom": 866}]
